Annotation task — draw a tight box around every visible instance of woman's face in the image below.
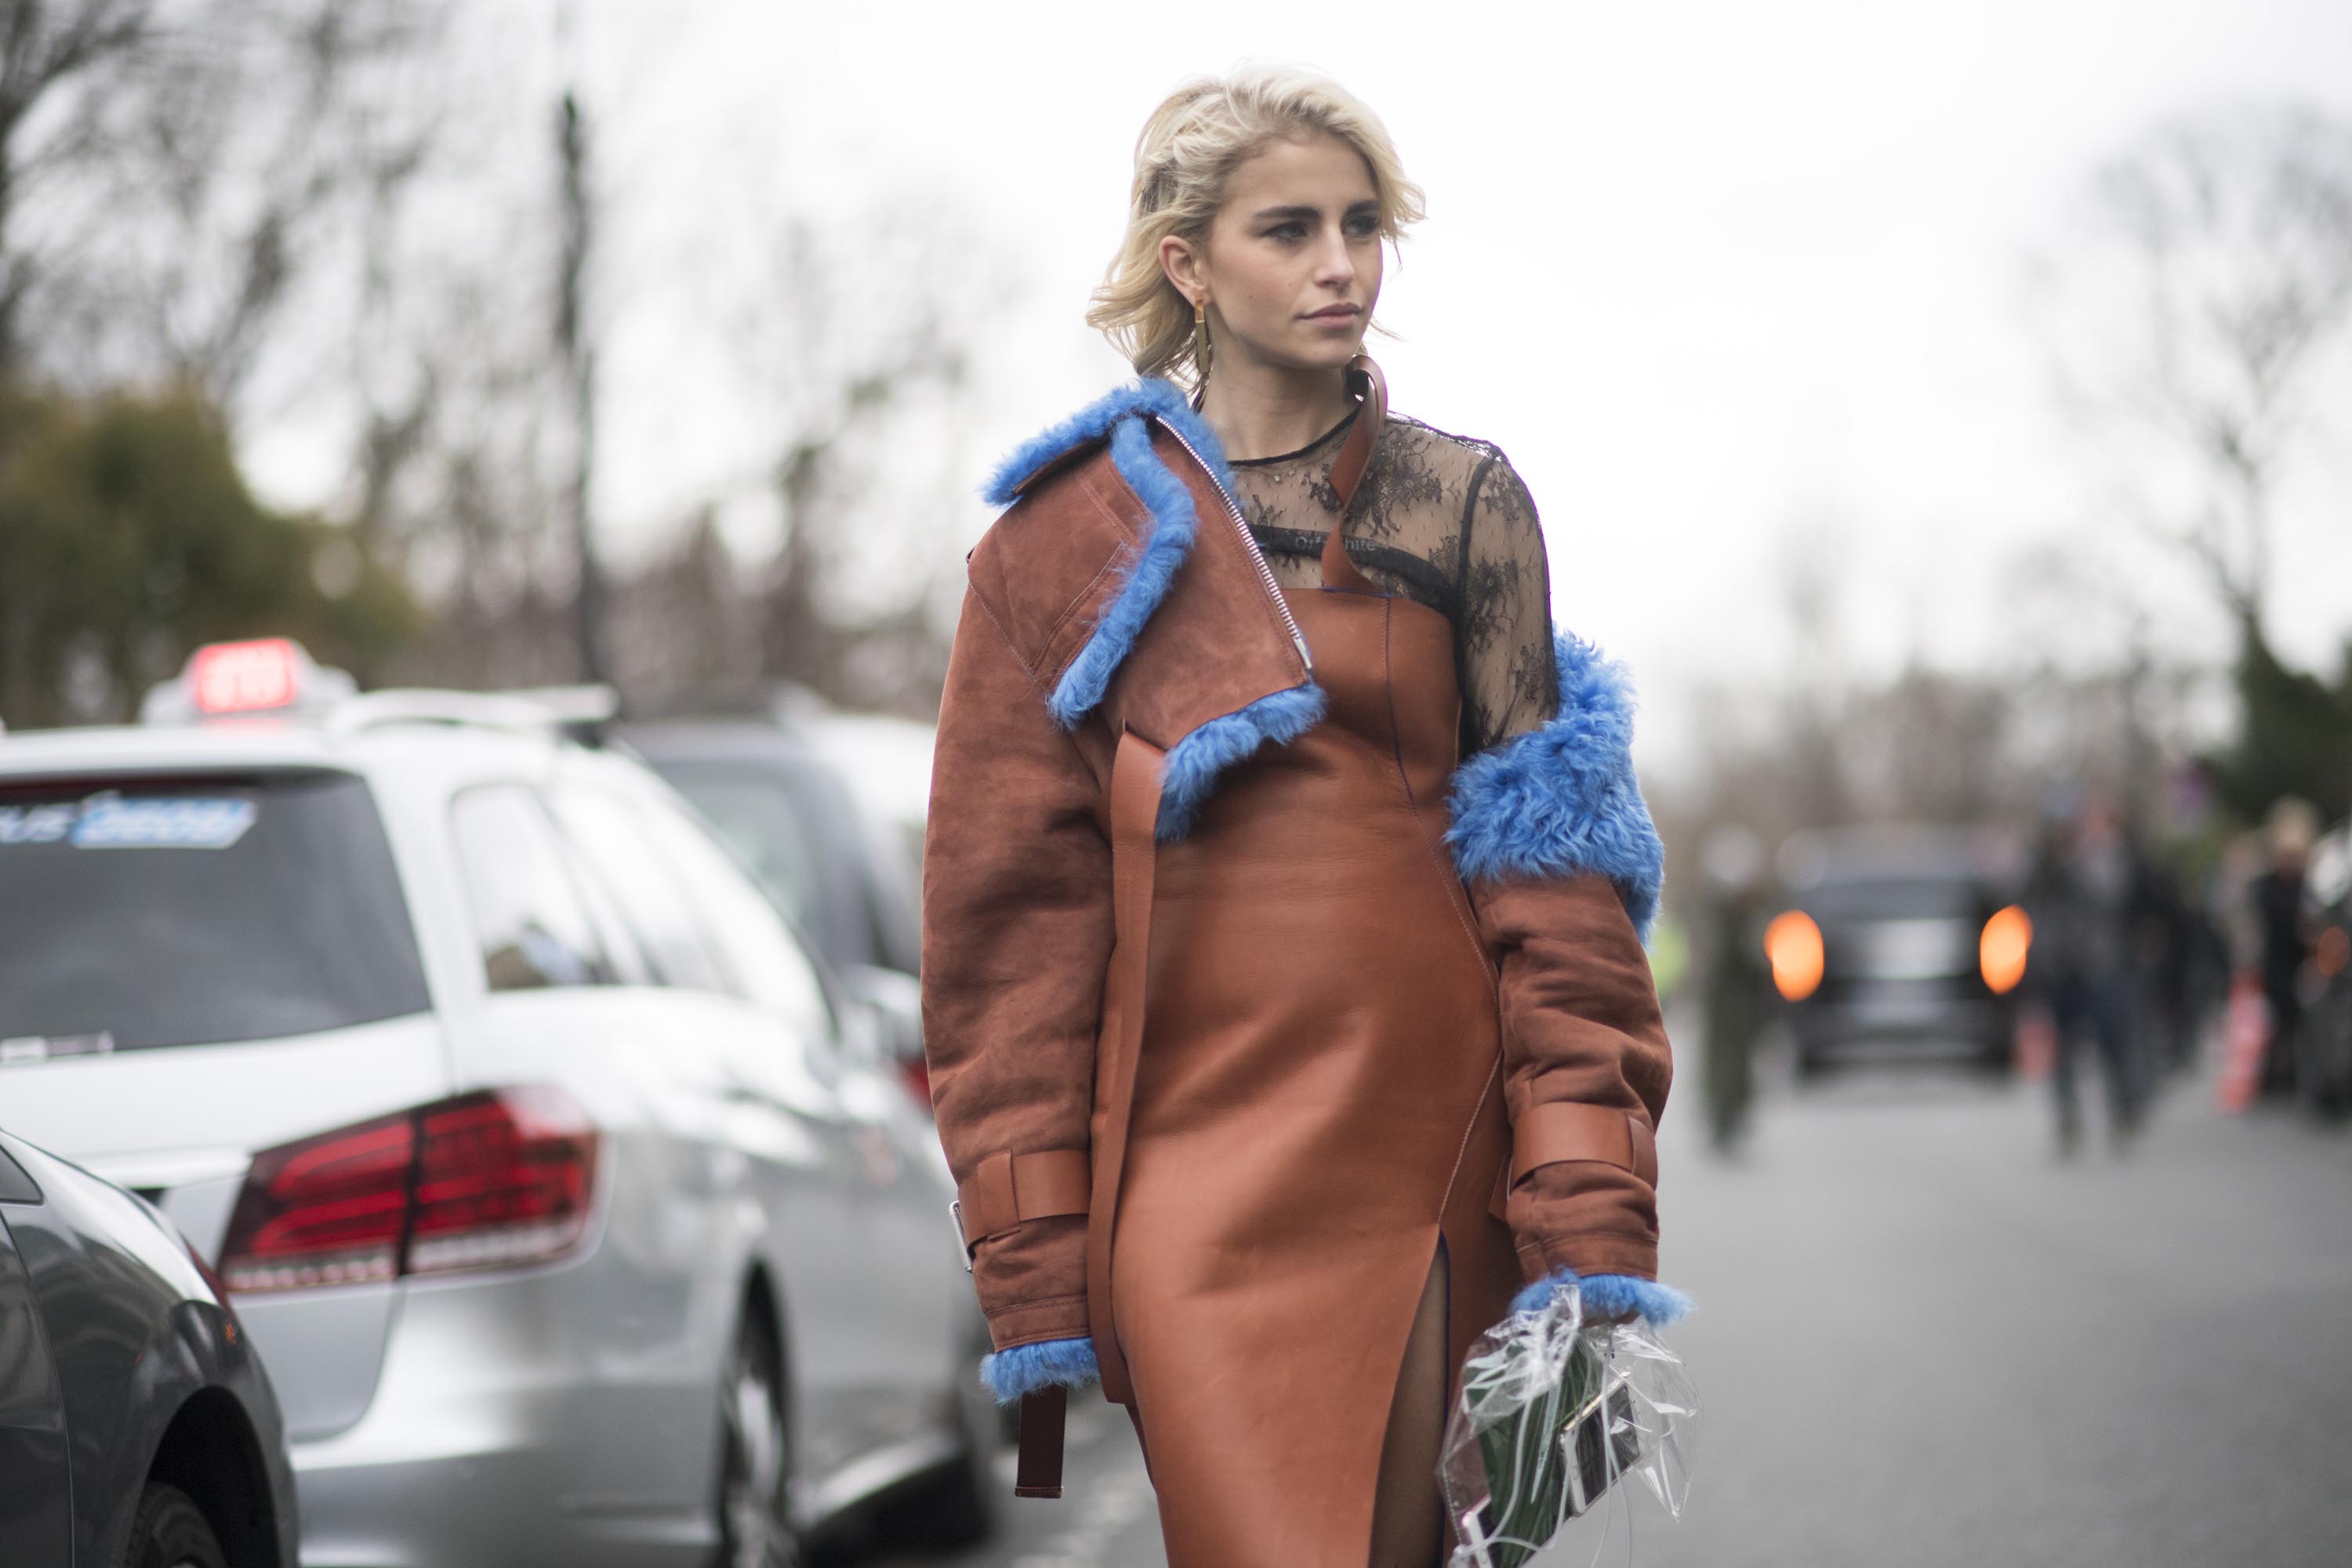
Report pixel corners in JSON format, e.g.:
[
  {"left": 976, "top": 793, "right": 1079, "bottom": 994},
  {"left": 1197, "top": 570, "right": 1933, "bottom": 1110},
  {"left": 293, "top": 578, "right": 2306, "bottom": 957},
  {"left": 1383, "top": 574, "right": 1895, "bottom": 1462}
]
[{"left": 1165, "top": 133, "right": 1384, "bottom": 376}]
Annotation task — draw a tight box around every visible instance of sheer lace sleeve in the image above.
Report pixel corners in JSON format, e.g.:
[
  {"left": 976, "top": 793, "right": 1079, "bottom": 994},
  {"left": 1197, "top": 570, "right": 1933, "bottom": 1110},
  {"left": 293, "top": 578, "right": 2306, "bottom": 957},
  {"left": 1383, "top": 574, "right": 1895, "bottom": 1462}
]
[{"left": 1455, "top": 454, "right": 1559, "bottom": 757}]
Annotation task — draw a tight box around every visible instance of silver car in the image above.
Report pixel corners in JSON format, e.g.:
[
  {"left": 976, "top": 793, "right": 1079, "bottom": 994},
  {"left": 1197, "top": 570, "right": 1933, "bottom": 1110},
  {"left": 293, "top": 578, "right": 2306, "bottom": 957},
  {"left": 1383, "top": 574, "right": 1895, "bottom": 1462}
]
[{"left": 0, "top": 641, "right": 994, "bottom": 1566}]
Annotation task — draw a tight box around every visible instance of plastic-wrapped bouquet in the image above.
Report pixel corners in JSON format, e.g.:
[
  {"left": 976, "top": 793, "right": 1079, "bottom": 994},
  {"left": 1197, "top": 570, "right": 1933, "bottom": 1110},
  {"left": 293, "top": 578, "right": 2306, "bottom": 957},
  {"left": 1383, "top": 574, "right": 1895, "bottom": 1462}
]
[{"left": 1439, "top": 1280, "right": 1699, "bottom": 1567}]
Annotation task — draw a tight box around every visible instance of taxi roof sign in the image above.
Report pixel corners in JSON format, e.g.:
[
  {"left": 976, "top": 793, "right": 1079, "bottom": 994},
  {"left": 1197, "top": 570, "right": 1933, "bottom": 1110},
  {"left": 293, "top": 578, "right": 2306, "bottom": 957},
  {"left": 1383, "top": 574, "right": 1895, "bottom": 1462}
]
[{"left": 141, "top": 637, "right": 358, "bottom": 726}]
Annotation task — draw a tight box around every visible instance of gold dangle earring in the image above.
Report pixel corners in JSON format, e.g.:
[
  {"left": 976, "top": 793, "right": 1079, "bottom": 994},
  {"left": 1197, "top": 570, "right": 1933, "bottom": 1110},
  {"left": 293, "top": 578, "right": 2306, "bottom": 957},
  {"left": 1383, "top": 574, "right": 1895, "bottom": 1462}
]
[{"left": 1192, "top": 296, "right": 1213, "bottom": 385}]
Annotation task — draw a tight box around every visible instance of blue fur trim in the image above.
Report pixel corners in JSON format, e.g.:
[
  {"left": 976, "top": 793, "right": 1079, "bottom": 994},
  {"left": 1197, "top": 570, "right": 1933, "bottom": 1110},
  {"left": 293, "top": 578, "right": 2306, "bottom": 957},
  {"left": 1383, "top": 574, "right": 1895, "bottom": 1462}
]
[
  {"left": 1443, "top": 630, "right": 1665, "bottom": 938},
  {"left": 978, "top": 1336, "right": 1100, "bottom": 1403},
  {"left": 981, "top": 376, "right": 1229, "bottom": 504},
  {"left": 1156, "top": 683, "right": 1330, "bottom": 842},
  {"left": 982, "top": 379, "right": 1236, "bottom": 731},
  {"left": 1510, "top": 1268, "right": 1693, "bottom": 1328},
  {"left": 1044, "top": 416, "right": 1199, "bottom": 727}
]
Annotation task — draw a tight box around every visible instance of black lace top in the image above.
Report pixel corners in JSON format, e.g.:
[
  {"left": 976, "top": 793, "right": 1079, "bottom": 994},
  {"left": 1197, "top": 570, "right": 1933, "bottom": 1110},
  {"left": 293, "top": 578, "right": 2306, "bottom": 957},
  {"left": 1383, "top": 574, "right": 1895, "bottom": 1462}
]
[{"left": 1226, "top": 409, "right": 1559, "bottom": 759}]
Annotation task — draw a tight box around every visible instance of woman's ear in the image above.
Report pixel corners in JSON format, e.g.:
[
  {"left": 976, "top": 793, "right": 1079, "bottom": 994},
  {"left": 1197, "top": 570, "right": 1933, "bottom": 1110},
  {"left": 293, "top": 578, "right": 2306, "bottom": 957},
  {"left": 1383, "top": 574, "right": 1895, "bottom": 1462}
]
[{"left": 1159, "top": 233, "right": 1204, "bottom": 306}]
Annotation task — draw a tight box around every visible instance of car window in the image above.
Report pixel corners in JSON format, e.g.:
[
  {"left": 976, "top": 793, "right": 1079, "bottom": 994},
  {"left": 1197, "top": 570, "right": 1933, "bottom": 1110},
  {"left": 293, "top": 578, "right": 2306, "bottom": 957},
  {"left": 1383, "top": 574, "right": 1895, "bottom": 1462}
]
[
  {"left": 652, "top": 764, "right": 837, "bottom": 949},
  {"left": 448, "top": 786, "right": 615, "bottom": 992},
  {"left": 547, "top": 786, "right": 730, "bottom": 994},
  {"left": 0, "top": 771, "right": 430, "bottom": 1051},
  {"left": 631, "top": 793, "right": 837, "bottom": 1045},
  {"left": 555, "top": 825, "right": 657, "bottom": 987}
]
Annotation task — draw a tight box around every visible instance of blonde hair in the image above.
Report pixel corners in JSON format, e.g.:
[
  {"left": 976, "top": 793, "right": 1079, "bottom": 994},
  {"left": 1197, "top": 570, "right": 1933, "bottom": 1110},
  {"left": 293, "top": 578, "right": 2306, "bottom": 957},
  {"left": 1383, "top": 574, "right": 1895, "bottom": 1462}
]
[{"left": 1087, "top": 67, "right": 1425, "bottom": 384}]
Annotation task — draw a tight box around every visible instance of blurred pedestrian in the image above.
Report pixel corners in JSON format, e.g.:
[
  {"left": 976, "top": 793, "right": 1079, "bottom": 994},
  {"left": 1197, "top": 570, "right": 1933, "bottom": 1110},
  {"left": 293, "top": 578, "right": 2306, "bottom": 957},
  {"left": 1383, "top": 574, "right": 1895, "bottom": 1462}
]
[
  {"left": 2249, "top": 797, "right": 2321, "bottom": 1099},
  {"left": 2122, "top": 833, "right": 2205, "bottom": 1079},
  {"left": 2023, "top": 789, "right": 2145, "bottom": 1154},
  {"left": 1697, "top": 825, "right": 1770, "bottom": 1154}
]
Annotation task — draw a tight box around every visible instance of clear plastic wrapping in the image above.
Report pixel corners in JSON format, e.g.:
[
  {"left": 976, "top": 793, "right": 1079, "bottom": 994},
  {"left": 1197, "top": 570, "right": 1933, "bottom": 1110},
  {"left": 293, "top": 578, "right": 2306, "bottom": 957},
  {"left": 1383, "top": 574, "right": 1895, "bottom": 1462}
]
[{"left": 1440, "top": 1283, "right": 1699, "bottom": 1567}]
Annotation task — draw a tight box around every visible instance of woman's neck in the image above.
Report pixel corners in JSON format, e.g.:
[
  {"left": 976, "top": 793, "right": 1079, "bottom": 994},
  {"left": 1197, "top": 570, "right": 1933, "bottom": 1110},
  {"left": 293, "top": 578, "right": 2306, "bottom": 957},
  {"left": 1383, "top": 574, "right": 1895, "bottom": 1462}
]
[{"left": 1196, "top": 357, "right": 1356, "bottom": 462}]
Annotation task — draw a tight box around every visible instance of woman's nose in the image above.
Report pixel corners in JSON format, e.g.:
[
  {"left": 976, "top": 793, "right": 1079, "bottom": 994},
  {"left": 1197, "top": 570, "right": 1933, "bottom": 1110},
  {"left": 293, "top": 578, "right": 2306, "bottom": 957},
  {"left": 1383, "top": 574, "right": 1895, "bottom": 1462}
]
[{"left": 1313, "top": 231, "right": 1355, "bottom": 287}]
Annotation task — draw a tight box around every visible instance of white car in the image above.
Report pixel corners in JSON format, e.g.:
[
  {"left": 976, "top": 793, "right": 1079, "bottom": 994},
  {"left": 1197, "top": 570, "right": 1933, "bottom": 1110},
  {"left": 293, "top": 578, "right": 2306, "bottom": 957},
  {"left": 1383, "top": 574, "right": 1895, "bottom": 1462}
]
[{"left": 0, "top": 640, "right": 993, "bottom": 1567}]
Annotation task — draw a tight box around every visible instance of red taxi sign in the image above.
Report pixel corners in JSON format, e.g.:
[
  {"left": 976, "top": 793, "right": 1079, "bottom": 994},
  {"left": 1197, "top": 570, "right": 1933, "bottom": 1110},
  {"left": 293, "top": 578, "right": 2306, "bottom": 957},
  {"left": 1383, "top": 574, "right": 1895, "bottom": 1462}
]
[
  {"left": 191, "top": 637, "right": 304, "bottom": 715},
  {"left": 140, "top": 637, "right": 358, "bottom": 725}
]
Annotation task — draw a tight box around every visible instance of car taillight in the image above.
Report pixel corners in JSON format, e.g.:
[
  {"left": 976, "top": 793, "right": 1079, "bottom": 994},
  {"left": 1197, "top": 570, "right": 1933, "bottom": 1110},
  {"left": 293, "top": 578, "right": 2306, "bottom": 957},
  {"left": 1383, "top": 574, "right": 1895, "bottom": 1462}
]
[
  {"left": 220, "top": 1112, "right": 413, "bottom": 1292},
  {"left": 1980, "top": 905, "right": 2033, "bottom": 995},
  {"left": 898, "top": 1057, "right": 933, "bottom": 1109},
  {"left": 408, "top": 1087, "right": 597, "bottom": 1276},
  {"left": 220, "top": 1087, "right": 598, "bottom": 1294},
  {"left": 1765, "top": 910, "right": 1825, "bottom": 1002}
]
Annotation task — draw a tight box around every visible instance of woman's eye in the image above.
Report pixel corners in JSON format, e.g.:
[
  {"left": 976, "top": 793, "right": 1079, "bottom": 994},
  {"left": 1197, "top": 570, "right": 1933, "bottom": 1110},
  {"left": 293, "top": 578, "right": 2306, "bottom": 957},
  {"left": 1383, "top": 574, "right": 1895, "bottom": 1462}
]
[
  {"left": 1345, "top": 216, "right": 1381, "bottom": 239},
  {"left": 1265, "top": 223, "right": 1307, "bottom": 241}
]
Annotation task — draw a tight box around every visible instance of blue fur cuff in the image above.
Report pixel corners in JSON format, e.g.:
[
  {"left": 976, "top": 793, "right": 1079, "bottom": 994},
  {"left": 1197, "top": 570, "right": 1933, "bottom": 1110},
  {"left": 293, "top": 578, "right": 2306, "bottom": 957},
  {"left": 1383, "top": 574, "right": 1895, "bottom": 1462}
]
[
  {"left": 1510, "top": 1268, "right": 1693, "bottom": 1327},
  {"left": 979, "top": 1336, "right": 1100, "bottom": 1403},
  {"left": 1156, "top": 683, "right": 1329, "bottom": 841},
  {"left": 1443, "top": 630, "right": 1664, "bottom": 939}
]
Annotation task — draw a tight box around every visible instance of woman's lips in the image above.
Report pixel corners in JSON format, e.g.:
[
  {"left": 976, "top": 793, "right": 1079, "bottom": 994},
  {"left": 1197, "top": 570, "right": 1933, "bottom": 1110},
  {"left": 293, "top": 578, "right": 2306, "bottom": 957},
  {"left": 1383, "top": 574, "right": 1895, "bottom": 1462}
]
[{"left": 1302, "top": 305, "right": 1361, "bottom": 324}]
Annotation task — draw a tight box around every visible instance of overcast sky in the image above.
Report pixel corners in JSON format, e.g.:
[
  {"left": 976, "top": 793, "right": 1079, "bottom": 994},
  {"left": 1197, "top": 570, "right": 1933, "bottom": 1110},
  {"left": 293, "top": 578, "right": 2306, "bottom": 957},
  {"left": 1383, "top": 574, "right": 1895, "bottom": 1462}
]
[{"left": 251, "top": 0, "right": 2352, "bottom": 781}]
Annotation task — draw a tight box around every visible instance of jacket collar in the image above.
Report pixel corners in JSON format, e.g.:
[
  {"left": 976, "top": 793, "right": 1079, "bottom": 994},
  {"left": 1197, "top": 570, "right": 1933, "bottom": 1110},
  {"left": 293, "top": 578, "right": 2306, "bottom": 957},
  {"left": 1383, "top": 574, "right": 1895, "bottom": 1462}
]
[
  {"left": 984, "top": 376, "right": 1234, "bottom": 506},
  {"left": 982, "top": 379, "right": 1323, "bottom": 842}
]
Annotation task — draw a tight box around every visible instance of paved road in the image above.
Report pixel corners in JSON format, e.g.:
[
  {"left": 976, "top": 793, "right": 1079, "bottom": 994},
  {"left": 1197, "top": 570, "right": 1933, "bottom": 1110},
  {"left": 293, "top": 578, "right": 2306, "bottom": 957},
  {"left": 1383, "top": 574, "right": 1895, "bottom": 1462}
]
[{"left": 852, "top": 1058, "right": 2352, "bottom": 1568}]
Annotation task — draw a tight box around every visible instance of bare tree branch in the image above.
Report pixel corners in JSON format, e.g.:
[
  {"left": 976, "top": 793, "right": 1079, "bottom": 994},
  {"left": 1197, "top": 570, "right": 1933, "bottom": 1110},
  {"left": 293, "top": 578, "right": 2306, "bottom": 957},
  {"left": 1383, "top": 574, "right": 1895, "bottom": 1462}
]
[{"left": 2033, "top": 101, "right": 2352, "bottom": 641}]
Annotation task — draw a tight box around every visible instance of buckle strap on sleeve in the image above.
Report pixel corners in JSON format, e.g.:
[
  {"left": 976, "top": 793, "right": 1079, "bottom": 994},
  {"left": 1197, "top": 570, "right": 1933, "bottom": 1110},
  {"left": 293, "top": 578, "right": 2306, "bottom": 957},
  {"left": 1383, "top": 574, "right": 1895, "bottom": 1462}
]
[
  {"left": 955, "top": 1148, "right": 1091, "bottom": 1252},
  {"left": 1508, "top": 1102, "right": 1659, "bottom": 1190}
]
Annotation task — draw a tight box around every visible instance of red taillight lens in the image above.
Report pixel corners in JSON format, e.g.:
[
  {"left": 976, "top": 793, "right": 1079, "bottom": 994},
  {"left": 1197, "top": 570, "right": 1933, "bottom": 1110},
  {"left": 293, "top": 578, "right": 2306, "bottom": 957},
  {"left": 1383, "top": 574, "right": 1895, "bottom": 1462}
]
[
  {"left": 408, "top": 1087, "right": 597, "bottom": 1276},
  {"left": 220, "top": 1112, "right": 413, "bottom": 1293},
  {"left": 219, "top": 1087, "right": 598, "bottom": 1294}
]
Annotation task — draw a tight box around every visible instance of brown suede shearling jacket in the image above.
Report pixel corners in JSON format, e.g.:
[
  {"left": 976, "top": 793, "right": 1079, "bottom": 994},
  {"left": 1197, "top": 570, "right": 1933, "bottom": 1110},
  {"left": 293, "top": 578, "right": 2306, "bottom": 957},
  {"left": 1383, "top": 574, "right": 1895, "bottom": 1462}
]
[{"left": 921, "top": 376, "right": 1675, "bottom": 1367}]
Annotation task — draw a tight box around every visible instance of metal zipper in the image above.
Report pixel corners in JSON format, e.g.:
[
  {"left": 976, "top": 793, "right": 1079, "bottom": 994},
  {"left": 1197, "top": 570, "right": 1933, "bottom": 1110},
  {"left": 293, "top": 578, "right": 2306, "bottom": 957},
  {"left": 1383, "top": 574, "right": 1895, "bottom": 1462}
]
[{"left": 1154, "top": 416, "right": 1316, "bottom": 678}]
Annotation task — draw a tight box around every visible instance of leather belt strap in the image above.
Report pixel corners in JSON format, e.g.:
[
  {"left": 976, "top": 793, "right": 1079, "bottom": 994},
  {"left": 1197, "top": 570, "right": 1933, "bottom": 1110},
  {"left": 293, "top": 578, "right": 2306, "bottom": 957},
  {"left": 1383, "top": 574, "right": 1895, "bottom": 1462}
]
[
  {"left": 955, "top": 1149, "right": 1091, "bottom": 1251},
  {"left": 1508, "top": 1102, "right": 1660, "bottom": 1189},
  {"left": 1013, "top": 1384, "right": 1068, "bottom": 1498},
  {"left": 1011, "top": 728, "right": 1165, "bottom": 1501},
  {"left": 1086, "top": 728, "right": 1164, "bottom": 1406}
]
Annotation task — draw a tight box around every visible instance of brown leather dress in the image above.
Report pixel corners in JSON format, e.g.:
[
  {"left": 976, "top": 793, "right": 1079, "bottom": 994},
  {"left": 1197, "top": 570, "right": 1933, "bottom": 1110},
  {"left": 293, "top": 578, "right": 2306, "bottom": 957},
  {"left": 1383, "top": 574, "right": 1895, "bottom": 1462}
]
[{"left": 1109, "top": 521, "right": 1524, "bottom": 1564}]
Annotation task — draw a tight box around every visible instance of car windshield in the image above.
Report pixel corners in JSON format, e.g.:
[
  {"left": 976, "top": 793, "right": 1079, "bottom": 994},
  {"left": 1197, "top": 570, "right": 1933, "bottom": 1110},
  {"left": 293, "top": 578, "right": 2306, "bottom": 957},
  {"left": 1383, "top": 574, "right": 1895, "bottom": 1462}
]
[{"left": 0, "top": 770, "right": 430, "bottom": 1054}]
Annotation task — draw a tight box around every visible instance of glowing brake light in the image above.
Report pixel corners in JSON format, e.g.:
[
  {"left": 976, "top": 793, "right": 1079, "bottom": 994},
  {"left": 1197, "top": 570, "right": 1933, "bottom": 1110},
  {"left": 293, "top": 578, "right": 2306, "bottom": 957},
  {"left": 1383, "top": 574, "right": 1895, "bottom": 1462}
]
[
  {"left": 1765, "top": 910, "right": 1825, "bottom": 1002},
  {"left": 1980, "top": 905, "right": 2033, "bottom": 995},
  {"left": 191, "top": 637, "right": 304, "bottom": 714},
  {"left": 219, "top": 1087, "right": 599, "bottom": 1293}
]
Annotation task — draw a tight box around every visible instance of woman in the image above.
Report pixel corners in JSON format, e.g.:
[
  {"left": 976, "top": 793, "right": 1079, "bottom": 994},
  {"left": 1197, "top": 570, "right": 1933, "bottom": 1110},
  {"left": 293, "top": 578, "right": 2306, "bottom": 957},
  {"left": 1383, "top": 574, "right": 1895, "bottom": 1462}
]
[{"left": 921, "top": 68, "right": 1686, "bottom": 1566}]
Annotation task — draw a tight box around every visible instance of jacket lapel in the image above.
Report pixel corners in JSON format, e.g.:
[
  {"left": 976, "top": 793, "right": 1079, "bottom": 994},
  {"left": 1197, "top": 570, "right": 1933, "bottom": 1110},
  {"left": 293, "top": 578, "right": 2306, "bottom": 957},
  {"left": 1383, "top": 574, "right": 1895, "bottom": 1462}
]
[{"left": 980, "top": 380, "right": 1327, "bottom": 842}]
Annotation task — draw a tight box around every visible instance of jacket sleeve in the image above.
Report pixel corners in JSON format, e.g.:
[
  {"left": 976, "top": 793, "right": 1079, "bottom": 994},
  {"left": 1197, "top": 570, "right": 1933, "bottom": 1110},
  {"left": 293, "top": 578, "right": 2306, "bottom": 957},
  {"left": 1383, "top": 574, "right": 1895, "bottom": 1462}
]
[
  {"left": 1479, "top": 871, "right": 1674, "bottom": 1281},
  {"left": 921, "top": 582, "right": 1114, "bottom": 1356},
  {"left": 1446, "top": 629, "right": 1676, "bottom": 1287}
]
